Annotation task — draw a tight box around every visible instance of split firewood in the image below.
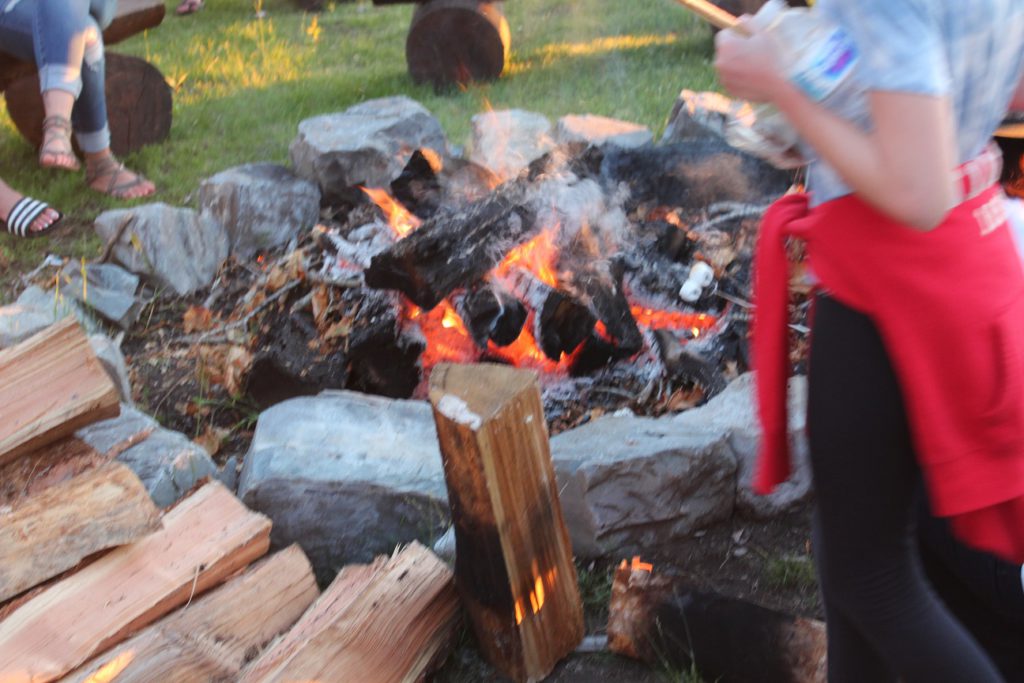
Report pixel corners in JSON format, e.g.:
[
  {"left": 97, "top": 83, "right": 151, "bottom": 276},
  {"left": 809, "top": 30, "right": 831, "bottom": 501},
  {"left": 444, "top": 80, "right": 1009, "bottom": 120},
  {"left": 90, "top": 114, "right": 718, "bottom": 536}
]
[
  {"left": 0, "top": 438, "right": 107, "bottom": 508},
  {"left": 0, "top": 318, "right": 120, "bottom": 467},
  {"left": 607, "top": 559, "right": 827, "bottom": 683},
  {"left": 62, "top": 545, "right": 319, "bottom": 683},
  {"left": 364, "top": 185, "right": 538, "bottom": 309},
  {"left": 238, "top": 542, "right": 459, "bottom": 683},
  {"left": 0, "top": 481, "right": 272, "bottom": 682},
  {"left": 0, "top": 461, "right": 160, "bottom": 604},
  {"left": 429, "top": 363, "right": 584, "bottom": 682}
]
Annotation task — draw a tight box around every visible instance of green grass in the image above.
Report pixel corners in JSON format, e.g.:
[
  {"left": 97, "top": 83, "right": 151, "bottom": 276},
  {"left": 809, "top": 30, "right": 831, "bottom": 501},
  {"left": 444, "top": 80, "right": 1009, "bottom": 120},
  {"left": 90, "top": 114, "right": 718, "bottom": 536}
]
[
  {"left": 0, "top": 0, "right": 717, "bottom": 300},
  {"left": 765, "top": 554, "right": 817, "bottom": 592}
]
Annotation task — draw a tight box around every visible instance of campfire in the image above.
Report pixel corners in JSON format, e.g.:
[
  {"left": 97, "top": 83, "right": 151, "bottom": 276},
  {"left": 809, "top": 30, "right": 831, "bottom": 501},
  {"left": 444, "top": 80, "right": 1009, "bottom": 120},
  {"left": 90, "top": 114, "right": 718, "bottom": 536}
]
[{"left": 230, "top": 139, "right": 792, "bottom": 425}]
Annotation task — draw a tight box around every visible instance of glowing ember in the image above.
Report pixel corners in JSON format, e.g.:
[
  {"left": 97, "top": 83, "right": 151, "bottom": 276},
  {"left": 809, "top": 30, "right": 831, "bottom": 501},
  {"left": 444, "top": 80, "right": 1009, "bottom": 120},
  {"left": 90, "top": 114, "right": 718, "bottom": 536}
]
[
  {"left": 630, "top": 556, "right": 654, "bottom": 573},
  {"left": 361, "top": 187, "right": 422, "bottom": 237},
  {"left": 495, "top": 229, "right": 560, "bottom": 288},
  {"left": 631, "top": 308, "right": 716, "bottom": 338}
]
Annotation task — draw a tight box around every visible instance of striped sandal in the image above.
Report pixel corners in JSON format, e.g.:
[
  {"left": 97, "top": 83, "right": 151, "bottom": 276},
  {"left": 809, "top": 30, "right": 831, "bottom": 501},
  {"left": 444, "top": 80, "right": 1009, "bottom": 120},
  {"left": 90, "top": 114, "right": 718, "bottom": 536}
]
[{"left": 2, "top": 196, "right": 63, "bottom": 239}]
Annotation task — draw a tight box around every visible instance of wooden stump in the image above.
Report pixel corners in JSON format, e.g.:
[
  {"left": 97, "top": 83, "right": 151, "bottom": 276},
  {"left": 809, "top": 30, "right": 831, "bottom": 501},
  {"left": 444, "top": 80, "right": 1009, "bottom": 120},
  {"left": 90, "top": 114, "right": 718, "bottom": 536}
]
[
  {"left": 428, "top": 362, "right": 584, "bottom": 682},
  {"left": 406, "top": 0, "right": 511, "bottom": 89},
  {"left": 5, "top": 52, "right": 172, "bottom": 157}
]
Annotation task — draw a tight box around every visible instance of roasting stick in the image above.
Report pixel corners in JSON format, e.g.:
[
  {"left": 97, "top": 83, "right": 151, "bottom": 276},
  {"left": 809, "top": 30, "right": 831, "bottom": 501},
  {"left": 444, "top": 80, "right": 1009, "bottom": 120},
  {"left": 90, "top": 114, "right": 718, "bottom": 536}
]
[{"left": 672, "top": 0, "right": 752, "bottom": 36}]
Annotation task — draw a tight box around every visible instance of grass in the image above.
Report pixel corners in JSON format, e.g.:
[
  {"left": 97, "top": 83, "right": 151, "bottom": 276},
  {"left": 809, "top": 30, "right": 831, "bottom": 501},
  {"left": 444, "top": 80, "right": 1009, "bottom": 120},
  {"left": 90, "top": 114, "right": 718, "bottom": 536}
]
[
  {"left": 0, "top": 0, "right": 717, "bottom": 301},
  {"left": 765, "top": 553, "right": 817, "bottom": 592}
]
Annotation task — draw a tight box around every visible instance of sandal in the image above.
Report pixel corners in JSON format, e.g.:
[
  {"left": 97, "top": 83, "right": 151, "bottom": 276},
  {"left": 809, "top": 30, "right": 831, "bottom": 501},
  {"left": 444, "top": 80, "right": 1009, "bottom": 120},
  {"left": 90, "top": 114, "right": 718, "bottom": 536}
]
[
  {"left": 86, "top": 155, "right": 155, "bottom": 199},
  {"left": 176, "top": 0, "right": 203, "bottom": 14},
  {"left": 2, "top": 196, "right": 63, "bottom": 239},
  {"left": 39, "top": 115, "right": 80, "bottom": 171}
]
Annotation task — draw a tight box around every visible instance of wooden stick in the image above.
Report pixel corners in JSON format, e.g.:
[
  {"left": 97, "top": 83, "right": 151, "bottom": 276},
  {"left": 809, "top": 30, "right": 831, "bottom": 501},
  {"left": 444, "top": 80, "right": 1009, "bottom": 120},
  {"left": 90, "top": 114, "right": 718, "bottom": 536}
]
[{"left": 672, "top": 0, "right": 751, "bottom": 35}]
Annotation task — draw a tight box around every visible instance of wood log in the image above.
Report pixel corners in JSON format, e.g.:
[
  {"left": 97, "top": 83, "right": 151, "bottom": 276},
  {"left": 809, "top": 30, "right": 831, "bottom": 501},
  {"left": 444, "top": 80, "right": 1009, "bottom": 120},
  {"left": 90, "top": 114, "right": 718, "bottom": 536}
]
[
  {"left": 0, "top": 462, "right": 160, "bottom": 604},
  {"left": 429, "top": 363, "right": 584, "bottom": 682},
  {"left": 405, "top": 0, "right": 511, "bottom": 89},
  {"left": 5, "top": 52, "right": 172, "bottom": 156},
  {"left": 0, "top": 481, "right": 272, "bottom": 682},
  {"left": 0, "top": 438, "right": 107, "bottom": 508},
  {"left": 0, "top": 318, "right": 120, "bottom": 469},
  {"left": 62, "top": 545, "right": 319, "bottom": 683},
  {"left": 508, "top": 268, "right": 596, "bottom": 361},
  {"left": 607, "top": 560, "right": 827, "bottom": 683},
  {"left": 452, "top": 279, "right": 528, "bottom": 348},
  {"left": 238, "top": 542, "right": 459, "bottom": 683},
  {"left": 364, "top": 187, "right": 538, "bottom": 310},
  {"left": 101, "top": 0, "right": 166, "bottom": 47}
]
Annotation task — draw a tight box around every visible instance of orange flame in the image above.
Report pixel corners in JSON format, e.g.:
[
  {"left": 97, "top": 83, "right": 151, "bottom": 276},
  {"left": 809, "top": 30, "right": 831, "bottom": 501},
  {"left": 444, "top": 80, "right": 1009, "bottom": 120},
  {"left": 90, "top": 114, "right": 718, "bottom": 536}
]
[
  {"left": 361, "top": 187, "right": 422, "bottom": 238},
  {"left": 495, "top": 230, "right": 560, "bottom": 288},
  {"left": 631, "top": 556, "right": 654, "bottom": 573},
  {"left": 631, "top": 308, "right": 715, "bottom": 338}
]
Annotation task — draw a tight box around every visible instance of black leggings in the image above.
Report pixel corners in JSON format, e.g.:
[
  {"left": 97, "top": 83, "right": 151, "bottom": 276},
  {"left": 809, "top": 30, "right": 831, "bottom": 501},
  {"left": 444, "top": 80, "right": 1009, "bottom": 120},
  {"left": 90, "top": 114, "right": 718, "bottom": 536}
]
[{"left": 807, "top": 294, "right": 1003, "bottom": 682}]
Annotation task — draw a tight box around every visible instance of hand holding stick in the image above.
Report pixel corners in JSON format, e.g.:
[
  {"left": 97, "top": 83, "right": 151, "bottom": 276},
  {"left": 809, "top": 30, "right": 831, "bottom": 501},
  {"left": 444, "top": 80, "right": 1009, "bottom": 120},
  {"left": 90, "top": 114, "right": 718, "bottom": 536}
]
[{"left": 672, "top": 0, "right": 752, "bottom": 36}]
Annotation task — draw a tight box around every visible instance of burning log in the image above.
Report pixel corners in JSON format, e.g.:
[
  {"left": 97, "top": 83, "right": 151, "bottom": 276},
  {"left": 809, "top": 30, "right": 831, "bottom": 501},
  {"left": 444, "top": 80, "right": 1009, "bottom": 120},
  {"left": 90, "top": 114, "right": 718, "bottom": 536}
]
[
  {"left": 238, "top": 542, "right": 459, "bottom": 682},
  {"left": 653, "top": 328, "right": 727, "bottom": 399},
  {"left": 508, "top": 268, "right": 596, "bottom": 361},
  {"left": 607, "top": 560, "right": 827, "bottom": 683},
  {"left": 0, "top": 462, "right": 160, "bottom": 604},
  {"left": 0, "top": 318, "right": 120, "bottom": 468},
  {"left": 390, "top": 148, "right": 502, "bottom": 219},
  {"left": 429, "top": 363, "right": 584, "bottom": 682},
  {"left": 364, "top": 187, "right": 538, "bottom": 310},
  {"left": 452, "top": 279, "right": 528, "bottom": 348}
]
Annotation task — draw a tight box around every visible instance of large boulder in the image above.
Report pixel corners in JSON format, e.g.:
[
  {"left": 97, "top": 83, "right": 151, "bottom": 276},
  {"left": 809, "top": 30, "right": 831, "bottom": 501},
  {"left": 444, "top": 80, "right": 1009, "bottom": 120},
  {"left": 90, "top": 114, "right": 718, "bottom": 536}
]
[
  {"left": 76, "top": 404, "right": 218, "bottom": 508},
  {"left": 94, "top": 203, "right": 229, "bottom": 296},
  {"left": 555, "top": 114, "right": 653, "bottom": 150},
  {"left": 199, "top": 163, "right": 321, "bottom": 258},
  {"left": 674, "top": 372, "right": 812, "bottom": 518},
  {"left": 237, "top": 391, "right": 449, "bottom": 584},
  {"left": 550, "top": 415, "right": 737, "bottom": 559},
  {"left": 289, "top": 96, "right": 447, "bottom": 195}
]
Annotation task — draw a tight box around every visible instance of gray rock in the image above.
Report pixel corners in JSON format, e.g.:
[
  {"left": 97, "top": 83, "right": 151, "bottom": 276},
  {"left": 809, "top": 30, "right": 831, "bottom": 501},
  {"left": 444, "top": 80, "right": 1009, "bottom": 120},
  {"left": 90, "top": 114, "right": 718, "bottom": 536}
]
[
  {"left": 551, "top": 415, "right": 738, "bottom": 559},
  {"left": 237, "top": 391, "right": 449, "bottom": 584},
  {"left": 94, "top": 203, "right": 229, "bottom": 296},
  {"left": 215, "top": 455, "right": 239, "bottom": 492},
  {"left": 469, "top": 109, "right": 555, "bottom": 179},
  {"left": 88, "top": 334, "right": 133, "bottom": 405},
  {"left": 289, "top": 96, "right": 447, "bottom": 194},
  {"left": 674, "top": 373, "right": 811, "bottom": 518},
  {"left": 61, "top": 262, "right": 142, "bottom": 329},
  {"left": 199, "top": 163, "right": 321, "bottom": 258},
  {"left": 76, "top": 404, "right": 218, "bottom": 508},
  {"left": 555, "top": 114, "right": 653, "bottom": 149},
  {"left": 0, "top": 285, "right": 98, "bottom": 350},
  {"left": 661, "top": 89, "right": 738, "bottom": 144}
]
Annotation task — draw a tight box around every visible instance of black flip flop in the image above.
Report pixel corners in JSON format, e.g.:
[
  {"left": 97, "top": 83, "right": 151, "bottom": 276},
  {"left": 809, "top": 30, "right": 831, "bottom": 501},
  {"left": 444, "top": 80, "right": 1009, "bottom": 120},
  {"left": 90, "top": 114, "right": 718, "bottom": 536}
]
[{"left": 2, "top": 196, "right": 63, "bottom": 239}]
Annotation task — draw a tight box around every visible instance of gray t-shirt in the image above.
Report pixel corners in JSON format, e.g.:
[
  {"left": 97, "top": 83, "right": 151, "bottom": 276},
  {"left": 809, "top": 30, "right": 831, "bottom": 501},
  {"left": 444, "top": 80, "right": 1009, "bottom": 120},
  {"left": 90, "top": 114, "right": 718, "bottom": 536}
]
[{"left": 807, "top": 0, "right": 1024, "bottom": 205}]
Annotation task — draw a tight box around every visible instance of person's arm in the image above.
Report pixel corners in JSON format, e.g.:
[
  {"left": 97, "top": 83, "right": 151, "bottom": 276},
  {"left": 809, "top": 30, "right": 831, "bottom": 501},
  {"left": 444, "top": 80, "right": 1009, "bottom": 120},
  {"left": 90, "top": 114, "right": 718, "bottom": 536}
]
[{"left": 715, "top": 22, "right": 956, "bottom": 231}]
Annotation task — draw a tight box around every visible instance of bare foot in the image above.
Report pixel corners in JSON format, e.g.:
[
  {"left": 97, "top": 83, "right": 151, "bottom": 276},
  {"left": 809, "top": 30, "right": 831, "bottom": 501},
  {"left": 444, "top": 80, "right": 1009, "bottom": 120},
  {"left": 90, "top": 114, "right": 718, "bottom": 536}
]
[
  {"left": 85, "top": 153, "right": 156, "bottom": 199},
  {"left": 39, "top": 116, "right": 81, "bottom": 171}
]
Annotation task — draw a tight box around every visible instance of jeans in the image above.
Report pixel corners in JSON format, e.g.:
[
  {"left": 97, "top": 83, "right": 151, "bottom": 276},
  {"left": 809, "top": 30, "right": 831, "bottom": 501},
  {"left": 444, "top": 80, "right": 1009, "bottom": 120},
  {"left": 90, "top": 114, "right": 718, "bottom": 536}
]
[{"left": 0, "top": 0, "right": 111, "bottom": 153}]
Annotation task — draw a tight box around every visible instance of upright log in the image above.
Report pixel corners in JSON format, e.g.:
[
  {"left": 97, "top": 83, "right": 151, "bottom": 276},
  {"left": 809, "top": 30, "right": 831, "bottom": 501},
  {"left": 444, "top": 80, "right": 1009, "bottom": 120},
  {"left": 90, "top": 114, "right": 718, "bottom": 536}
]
[
  {"left": 0, "top": 481, "right": 272, "bottom": 682},
  {"left": 0, "top": 462, "right": 160, "bottom": 603},
  {"left": 0, "top": 318, "right": 120, "bottom": 468},
  {"left": 429, "top": 363, "right": 584, "bottom": 682},
  {"left": 239, "top": 542, "right": 459, "bottom": 683},
  {"left": 62, "top": 546, "right": 319, "bottom": 683},
  {"left": 405, "top": 0, "right": 511, "bottom": 89},
  {"left": 607, "top": 560, "right": 827, "bottom": 683}
]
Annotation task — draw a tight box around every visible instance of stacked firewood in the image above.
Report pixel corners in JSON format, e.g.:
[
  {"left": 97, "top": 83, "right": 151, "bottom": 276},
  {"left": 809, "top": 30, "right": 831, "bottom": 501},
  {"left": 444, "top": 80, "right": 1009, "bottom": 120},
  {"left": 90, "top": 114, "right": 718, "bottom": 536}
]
[{"left": 0, "top": 319, "right": 464, "bottom": 682}]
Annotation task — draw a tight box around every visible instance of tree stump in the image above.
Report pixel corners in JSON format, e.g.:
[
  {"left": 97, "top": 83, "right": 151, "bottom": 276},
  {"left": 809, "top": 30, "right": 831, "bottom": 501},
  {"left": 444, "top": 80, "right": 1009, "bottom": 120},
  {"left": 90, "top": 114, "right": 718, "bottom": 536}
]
[
  {"left": 5, "top": 52, "right": 172, "bottom": 157},
  {"left": 406, "top": 0, "right": 511, "bottom": 89}
]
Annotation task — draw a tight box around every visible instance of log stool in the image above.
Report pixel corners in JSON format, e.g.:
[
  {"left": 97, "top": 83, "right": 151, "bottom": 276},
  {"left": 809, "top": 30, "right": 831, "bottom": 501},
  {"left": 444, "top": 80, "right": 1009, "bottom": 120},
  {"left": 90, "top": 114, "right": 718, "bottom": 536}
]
[
  {"left": 374, "top": 0, "right": 511, "bottom": 89},
  {"left": 0, "top": 0, "right": 172, "bottom": 157}
]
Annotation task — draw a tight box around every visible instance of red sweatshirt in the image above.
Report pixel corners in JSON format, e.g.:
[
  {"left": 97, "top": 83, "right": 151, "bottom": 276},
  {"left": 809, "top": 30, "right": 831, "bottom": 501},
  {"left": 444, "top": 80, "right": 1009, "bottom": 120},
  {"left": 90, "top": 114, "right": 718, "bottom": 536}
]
[{"left": 754, "top": 184, "right": 1024, "bottom": 563}]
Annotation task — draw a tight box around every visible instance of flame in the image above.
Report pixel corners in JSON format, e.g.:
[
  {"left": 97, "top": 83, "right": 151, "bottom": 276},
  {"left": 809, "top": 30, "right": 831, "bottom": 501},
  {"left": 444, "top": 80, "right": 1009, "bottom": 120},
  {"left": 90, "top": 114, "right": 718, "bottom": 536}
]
[
  {"left": 495, "top": 230, "right": 560, "bottom": 288},
  {"left": 515, "top": 600, "right": 524, "bottom": 625},
  {"left": 630, "top": 556, "right": 654, "bottom": 573},
  {"left": 406, "top": 301, "right": 477, "bottom": 370},
  {"left": 631, "top": 307, "right": 715, "bottom": 337},
  {"left": 361, "top": 187, "right": 422, "bottom": 237}
]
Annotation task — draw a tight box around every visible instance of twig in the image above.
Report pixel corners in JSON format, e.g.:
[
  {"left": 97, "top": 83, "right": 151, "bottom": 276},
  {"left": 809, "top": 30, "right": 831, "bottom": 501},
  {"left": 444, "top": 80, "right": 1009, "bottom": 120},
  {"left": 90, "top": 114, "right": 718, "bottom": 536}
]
[
  {"left": 97, "top": 213, "right": 136, "bottom": 264},
  {"left": 170, "top": 279, "right": 301, "bottom": 345},
  {"left": 305, "top": 273, "right": 363, "bottom": 289}
]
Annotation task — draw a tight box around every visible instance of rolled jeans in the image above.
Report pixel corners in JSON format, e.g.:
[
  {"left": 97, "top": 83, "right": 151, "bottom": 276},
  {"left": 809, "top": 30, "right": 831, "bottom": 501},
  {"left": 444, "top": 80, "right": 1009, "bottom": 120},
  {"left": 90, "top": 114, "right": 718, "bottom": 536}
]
[{"left": 0, "top": 0, "right": 111, "bottom": 153}]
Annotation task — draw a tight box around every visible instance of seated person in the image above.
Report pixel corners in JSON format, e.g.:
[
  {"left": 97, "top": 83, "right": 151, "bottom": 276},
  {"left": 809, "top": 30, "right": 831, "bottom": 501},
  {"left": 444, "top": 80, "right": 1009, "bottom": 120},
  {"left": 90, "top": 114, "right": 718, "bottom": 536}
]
[{"left": 0, "top": 0, "right": 155, "bottom": 199}]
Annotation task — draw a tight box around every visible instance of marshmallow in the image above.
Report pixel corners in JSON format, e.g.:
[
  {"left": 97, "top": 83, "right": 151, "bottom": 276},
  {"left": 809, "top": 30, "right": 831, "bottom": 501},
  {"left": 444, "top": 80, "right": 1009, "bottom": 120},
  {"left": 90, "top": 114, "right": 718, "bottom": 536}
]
[
  {"left": 679, "top": 279, "right": 703, "bottom": 303},
  {"left": 689, "top": 261, "right": 715, "bottom": 288}
]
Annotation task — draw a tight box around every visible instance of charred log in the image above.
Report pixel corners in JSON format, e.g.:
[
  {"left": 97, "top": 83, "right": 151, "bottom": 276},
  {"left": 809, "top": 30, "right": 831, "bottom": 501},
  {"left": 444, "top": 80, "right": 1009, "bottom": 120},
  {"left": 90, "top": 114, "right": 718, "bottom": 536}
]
[
  {"left": 452, "top": 280, "right": 528, "bottom": 348},
  {"left": 653, "top": 329, "right": 726, "bottom": 400},
  {"left": 391, "top": 149, "right": 444, "bottom": 218},
  {"left": 566, "top": 259, "right": 642, "bottom": 354},
  {"left": 344, "top": 290, "right": 424, "bottom": 399},
  {"left": 364, "top": 189, "right": 538, "bottom": 310},
  {"left": 508, "top": 269, "right": 596, "bottom": 361}
]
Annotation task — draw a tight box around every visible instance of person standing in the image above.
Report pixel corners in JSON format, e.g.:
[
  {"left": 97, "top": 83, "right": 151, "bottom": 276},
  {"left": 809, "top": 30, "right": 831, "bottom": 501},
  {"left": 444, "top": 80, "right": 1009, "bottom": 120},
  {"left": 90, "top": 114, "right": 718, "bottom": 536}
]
[{"left": 715, "top": 1, "right": 1024, "bottom": 681}]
